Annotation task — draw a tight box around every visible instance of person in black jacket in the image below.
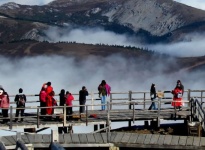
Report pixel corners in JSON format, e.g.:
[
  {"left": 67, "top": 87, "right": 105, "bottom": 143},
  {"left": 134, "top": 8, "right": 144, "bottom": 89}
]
[
  {"left": 14, "top": 88, "right": 27, "bottom": 122},
  {"left": 59, "top": 89, "right": 66, "bottom": 106},
  {"left": 79, "top": 86, "right": 88, "bottom": 113}
]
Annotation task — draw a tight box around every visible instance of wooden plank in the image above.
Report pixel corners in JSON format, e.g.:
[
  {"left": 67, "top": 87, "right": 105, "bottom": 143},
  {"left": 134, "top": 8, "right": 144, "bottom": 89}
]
[
  {"left": 163, "top": 135, "right": 172, "bottom": 145},
  {"left": 158, "top": 135, "right": 165, "bottom": 145},
  {"left": 178, "top": 136, "right": 187, "bottom": 146},
  {"left": 110, "top": 132, "right": 118, "bottom": 143},
  {"left": 193, "top": 137, "right": 201, "bottom": 146},
  {"left": 78, "top": 134, "right": 87, "bottom": 144},
  {"left": 170, "top": 135, "right": 179, "bottom": 145},
  {"left": 101, "top": 133, "right": 108, "bottom": 143},
  {"left": 25, "top": 134, "right": 35, "bottom": 143},
  {"left": 4, "top": 136, "right": 16, "bottom": 145},
  {"left": 113, "top": 132, "right": 124, "bottom": 143},
  {"left": 200, "top": 137, "right": 205, "bottom": 146},
  {"left": 127, "top": 133, "right": 139, "bottom": 144},
  {"left": 149, "top": 134, "right": 159, "bottom": 145},
  {"left": 86, "top": 134, "right": 96, "bottom": 143},
  {"left": 121, "top": 133, "right": 132, "bottom": 143},
  {"left": 63, "top": 134, "right": 72, "bottom": 144},
  {"left": 34, "top": 134, "right": 43, "bottom": 143},
  {"left": 42, "top": 134, "right": 51, "bottom": 143},
  {"left": 143, "top": 134, "right": 152, "bottom": 145},
  {"left": 94, "top": 133, "right": 103, "bottom": 144},
  {"left": 136, "top": 134, "right": 146, "bottom": 144},
  {"left": 21, "top": 135, "right": 29, "bottom": 144},
  {"left": 59, "top": 134, "right": 65, "bottom": 144},
  {"left": 71, "top": 134, "right": 80, "bottom": 144},
  {"left": 1, "top": 137, "right": 12, "bottom": 146},
  {"left": 186, "top": 136, "right": 194, "bottom": 146}
]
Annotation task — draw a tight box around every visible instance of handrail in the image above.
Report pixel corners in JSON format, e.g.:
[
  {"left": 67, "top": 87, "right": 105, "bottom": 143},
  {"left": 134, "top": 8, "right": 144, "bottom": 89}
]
[{"left": 194, "top": 99, "right": 205, "bottom": 131}]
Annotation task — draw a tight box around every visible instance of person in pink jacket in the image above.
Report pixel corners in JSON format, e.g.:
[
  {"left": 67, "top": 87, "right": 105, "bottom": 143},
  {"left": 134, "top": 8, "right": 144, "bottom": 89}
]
[
  {"left": 65, "top": 91, "right": 74, "bottom": 121},
  {"left": 0, "top": 88, "right": 10, "bottom": 124}
]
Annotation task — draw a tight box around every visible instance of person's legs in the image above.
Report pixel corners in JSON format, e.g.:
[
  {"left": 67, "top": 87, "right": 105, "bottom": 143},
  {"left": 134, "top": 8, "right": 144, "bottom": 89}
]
[
  {"left": 69, "top": 107, "right": 73, "bottom": 120},
  {"left": 101, "top": 96, "right": 106, "bottom": 110},
  {"left": 20, "top": 108, "right": 25, "bottom": 121},
  {"left": 15, "top": 108, "right": 20, "bottom": 121},
  {"left": 2, "top": 109, "right": 7, "bottom": 123}
]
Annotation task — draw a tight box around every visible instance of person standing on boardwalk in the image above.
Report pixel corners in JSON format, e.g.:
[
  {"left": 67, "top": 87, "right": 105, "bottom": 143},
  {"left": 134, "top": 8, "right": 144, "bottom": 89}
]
[
  {"left": 65, "top": 91, "right": 74, "bottom": 121},
  {"left": 79, "top": 86, "right": 88, "bottom": 114},
  {"left": 39, "top": 87, "right": 47, "bottom": 118},
  {"left": 98, "top": 80, "right": 111, "bottom": 110},
  {"left": 14, "top": 88, "right": 26, "bottom": 122},
  {"left": 59, "top": 89, "right": 66, "bottom": 107},
  {"left": 148, "top": 83, "right": 157, "bottom": 110},
  {"left": 42, "top": 82, "right": 54, "bottom": 116},
  {"left": 177, "top": 80, "right": 184, "bottom": 95},
  {"left": 172, "top": 82, "right": 183, "bottom": 111},
  {"left": 0, "top": 88, "right": 10, "bottom": 124}
]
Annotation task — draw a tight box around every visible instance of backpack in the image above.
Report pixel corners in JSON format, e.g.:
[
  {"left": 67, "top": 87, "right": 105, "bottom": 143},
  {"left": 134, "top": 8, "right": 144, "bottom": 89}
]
[{"left": 18, "top": 95, "right": 25, "bottom": 106}]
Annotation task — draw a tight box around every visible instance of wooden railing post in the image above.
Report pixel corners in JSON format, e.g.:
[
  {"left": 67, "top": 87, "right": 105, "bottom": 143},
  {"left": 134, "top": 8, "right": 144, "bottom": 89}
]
[
  {"left": 143, "top": 93, "right": 146, "bottom": 110},
  {"left": 133, "top": 102, "right": 135, "bottom": 124},
  {"left": 201, "top": 90, "right": 203, "bottom": 104},
  {"left": 110, "top": 93, "right": 112, "bottom": 110},
  {"left": 188, "top": 89, "right": 191, "bottom": 108},
  {"left": 86, "top": 105, "right": 88, "bottom": 126},
  {"left": 157, "top": 98, "right": 161, "bottom": 127},
  {"left": 63, "top": 104, "right": 66, "bottom": 126},
  {"left": 91, "top": 91, "right": 94, "bottom": 110},
  {"left": 129, "top": 91, "right": 132, "bottom": 110},
  {"left": 9, "top": 106, "right": 13, "bottom": 130},
  {"left": 37, "top": 107, "right": 39, "bottom": 128},
  {"left": 107, "top": 101, "right": 110, "bottom": 143}
]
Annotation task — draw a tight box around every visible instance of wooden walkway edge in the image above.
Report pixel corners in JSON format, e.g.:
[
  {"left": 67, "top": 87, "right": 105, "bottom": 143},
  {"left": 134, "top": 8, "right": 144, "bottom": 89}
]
[{"left": 1, "top": 132, "right": 205, "bottom": 149}]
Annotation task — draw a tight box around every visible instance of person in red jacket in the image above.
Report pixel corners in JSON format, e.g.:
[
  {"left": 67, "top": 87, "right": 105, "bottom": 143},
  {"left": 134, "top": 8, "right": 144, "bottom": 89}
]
[
  {"left": 0, "top": 88, "right": 10, "bottom": 124},
  {"left": 65, "top": 91, "right": 74, "bottom": 121},
  {"left": 172, "top": 83, "right": 183, "bottom": 110},
  {"left": 42, "top": 82, "right": 54, "bottom": 116},
  {"left": 39, "top": 87, "right": 47, "bottom": 118}
]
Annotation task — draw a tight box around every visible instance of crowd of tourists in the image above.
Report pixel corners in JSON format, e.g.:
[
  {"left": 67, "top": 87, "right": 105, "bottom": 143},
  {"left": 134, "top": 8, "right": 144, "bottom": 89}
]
[
  {"left": 0, "top": 80, "right": 111, "bottom": 123},
  {"left": 0, "top": 79, "right": 184, "bottom": 124}
]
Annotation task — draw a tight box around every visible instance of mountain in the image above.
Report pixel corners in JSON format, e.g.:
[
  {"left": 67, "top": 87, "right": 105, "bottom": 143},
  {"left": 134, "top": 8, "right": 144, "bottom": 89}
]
[{"left": 0, "top": 0, "right": 205, "bottom": 43}]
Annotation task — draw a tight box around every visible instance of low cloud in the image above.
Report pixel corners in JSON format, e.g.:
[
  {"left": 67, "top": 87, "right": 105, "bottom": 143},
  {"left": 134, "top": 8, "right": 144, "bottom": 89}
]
[
  {"left": 1, "top": 55, "right": 204, "bottom": 97},
  {"left": 41, "top": 26, "right": 205, "bottom": 57}
]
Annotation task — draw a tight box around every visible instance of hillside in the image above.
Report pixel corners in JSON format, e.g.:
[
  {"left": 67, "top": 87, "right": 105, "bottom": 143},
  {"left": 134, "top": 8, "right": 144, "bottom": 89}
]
[{"left": 0, "top": 40, "right": 204, "bottom": 73}]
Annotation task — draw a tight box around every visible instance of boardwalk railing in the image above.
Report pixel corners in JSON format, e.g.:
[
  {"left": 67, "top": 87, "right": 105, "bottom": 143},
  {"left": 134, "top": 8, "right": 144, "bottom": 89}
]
[
  {"left": 191, "top": 98, "right": 205, "bottom": 132},
  {"left": 0, "top": 89, "right": 204, "bottom": 130}
]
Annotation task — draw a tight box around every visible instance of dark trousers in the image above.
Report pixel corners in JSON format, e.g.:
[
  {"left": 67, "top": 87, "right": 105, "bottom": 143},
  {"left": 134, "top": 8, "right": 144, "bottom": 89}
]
[
  {"left": 66, "top": 107, "right": 73, "bottom": 120},
  {"left": 2, "top": 109, "right": 9, "bottom": 123},
  {"left": 79, "top": 100, "right": 86, "bottom": 113},
  {"left": 15, "top": 107, "right": 25, "bottom": 121},
  {"left": 40, "top": 101, "right": 46, "bottom": 116},
  {"left": 58, "top": 127, "right": 68, "bottom": 134}
]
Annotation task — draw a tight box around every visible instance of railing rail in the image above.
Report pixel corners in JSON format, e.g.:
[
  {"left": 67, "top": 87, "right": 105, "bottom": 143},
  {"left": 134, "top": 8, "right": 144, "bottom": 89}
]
[{"left": 193, "top": 99, "right": 205, "bottom": 131}]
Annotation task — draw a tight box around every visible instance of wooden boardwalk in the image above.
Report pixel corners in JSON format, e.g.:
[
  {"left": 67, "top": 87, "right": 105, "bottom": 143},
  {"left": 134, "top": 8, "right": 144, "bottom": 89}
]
[
  {"left": 0, "top": 108, "right": 190, "bottom": 130},
  {"left": 1, "top": 132, "right": 205, "bottom": 149}
]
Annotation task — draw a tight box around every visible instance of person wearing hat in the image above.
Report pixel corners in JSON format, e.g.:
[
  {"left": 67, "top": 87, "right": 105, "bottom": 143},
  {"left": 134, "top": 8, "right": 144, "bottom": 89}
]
[{"left": 79, "top": 86, "right": 89, "bottom": 114}]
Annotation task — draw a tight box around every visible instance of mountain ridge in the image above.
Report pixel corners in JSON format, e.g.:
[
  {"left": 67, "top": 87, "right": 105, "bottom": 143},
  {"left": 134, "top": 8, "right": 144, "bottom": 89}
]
[{"left": 0, "top": 0, "right": 205, "bottom": 43}]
